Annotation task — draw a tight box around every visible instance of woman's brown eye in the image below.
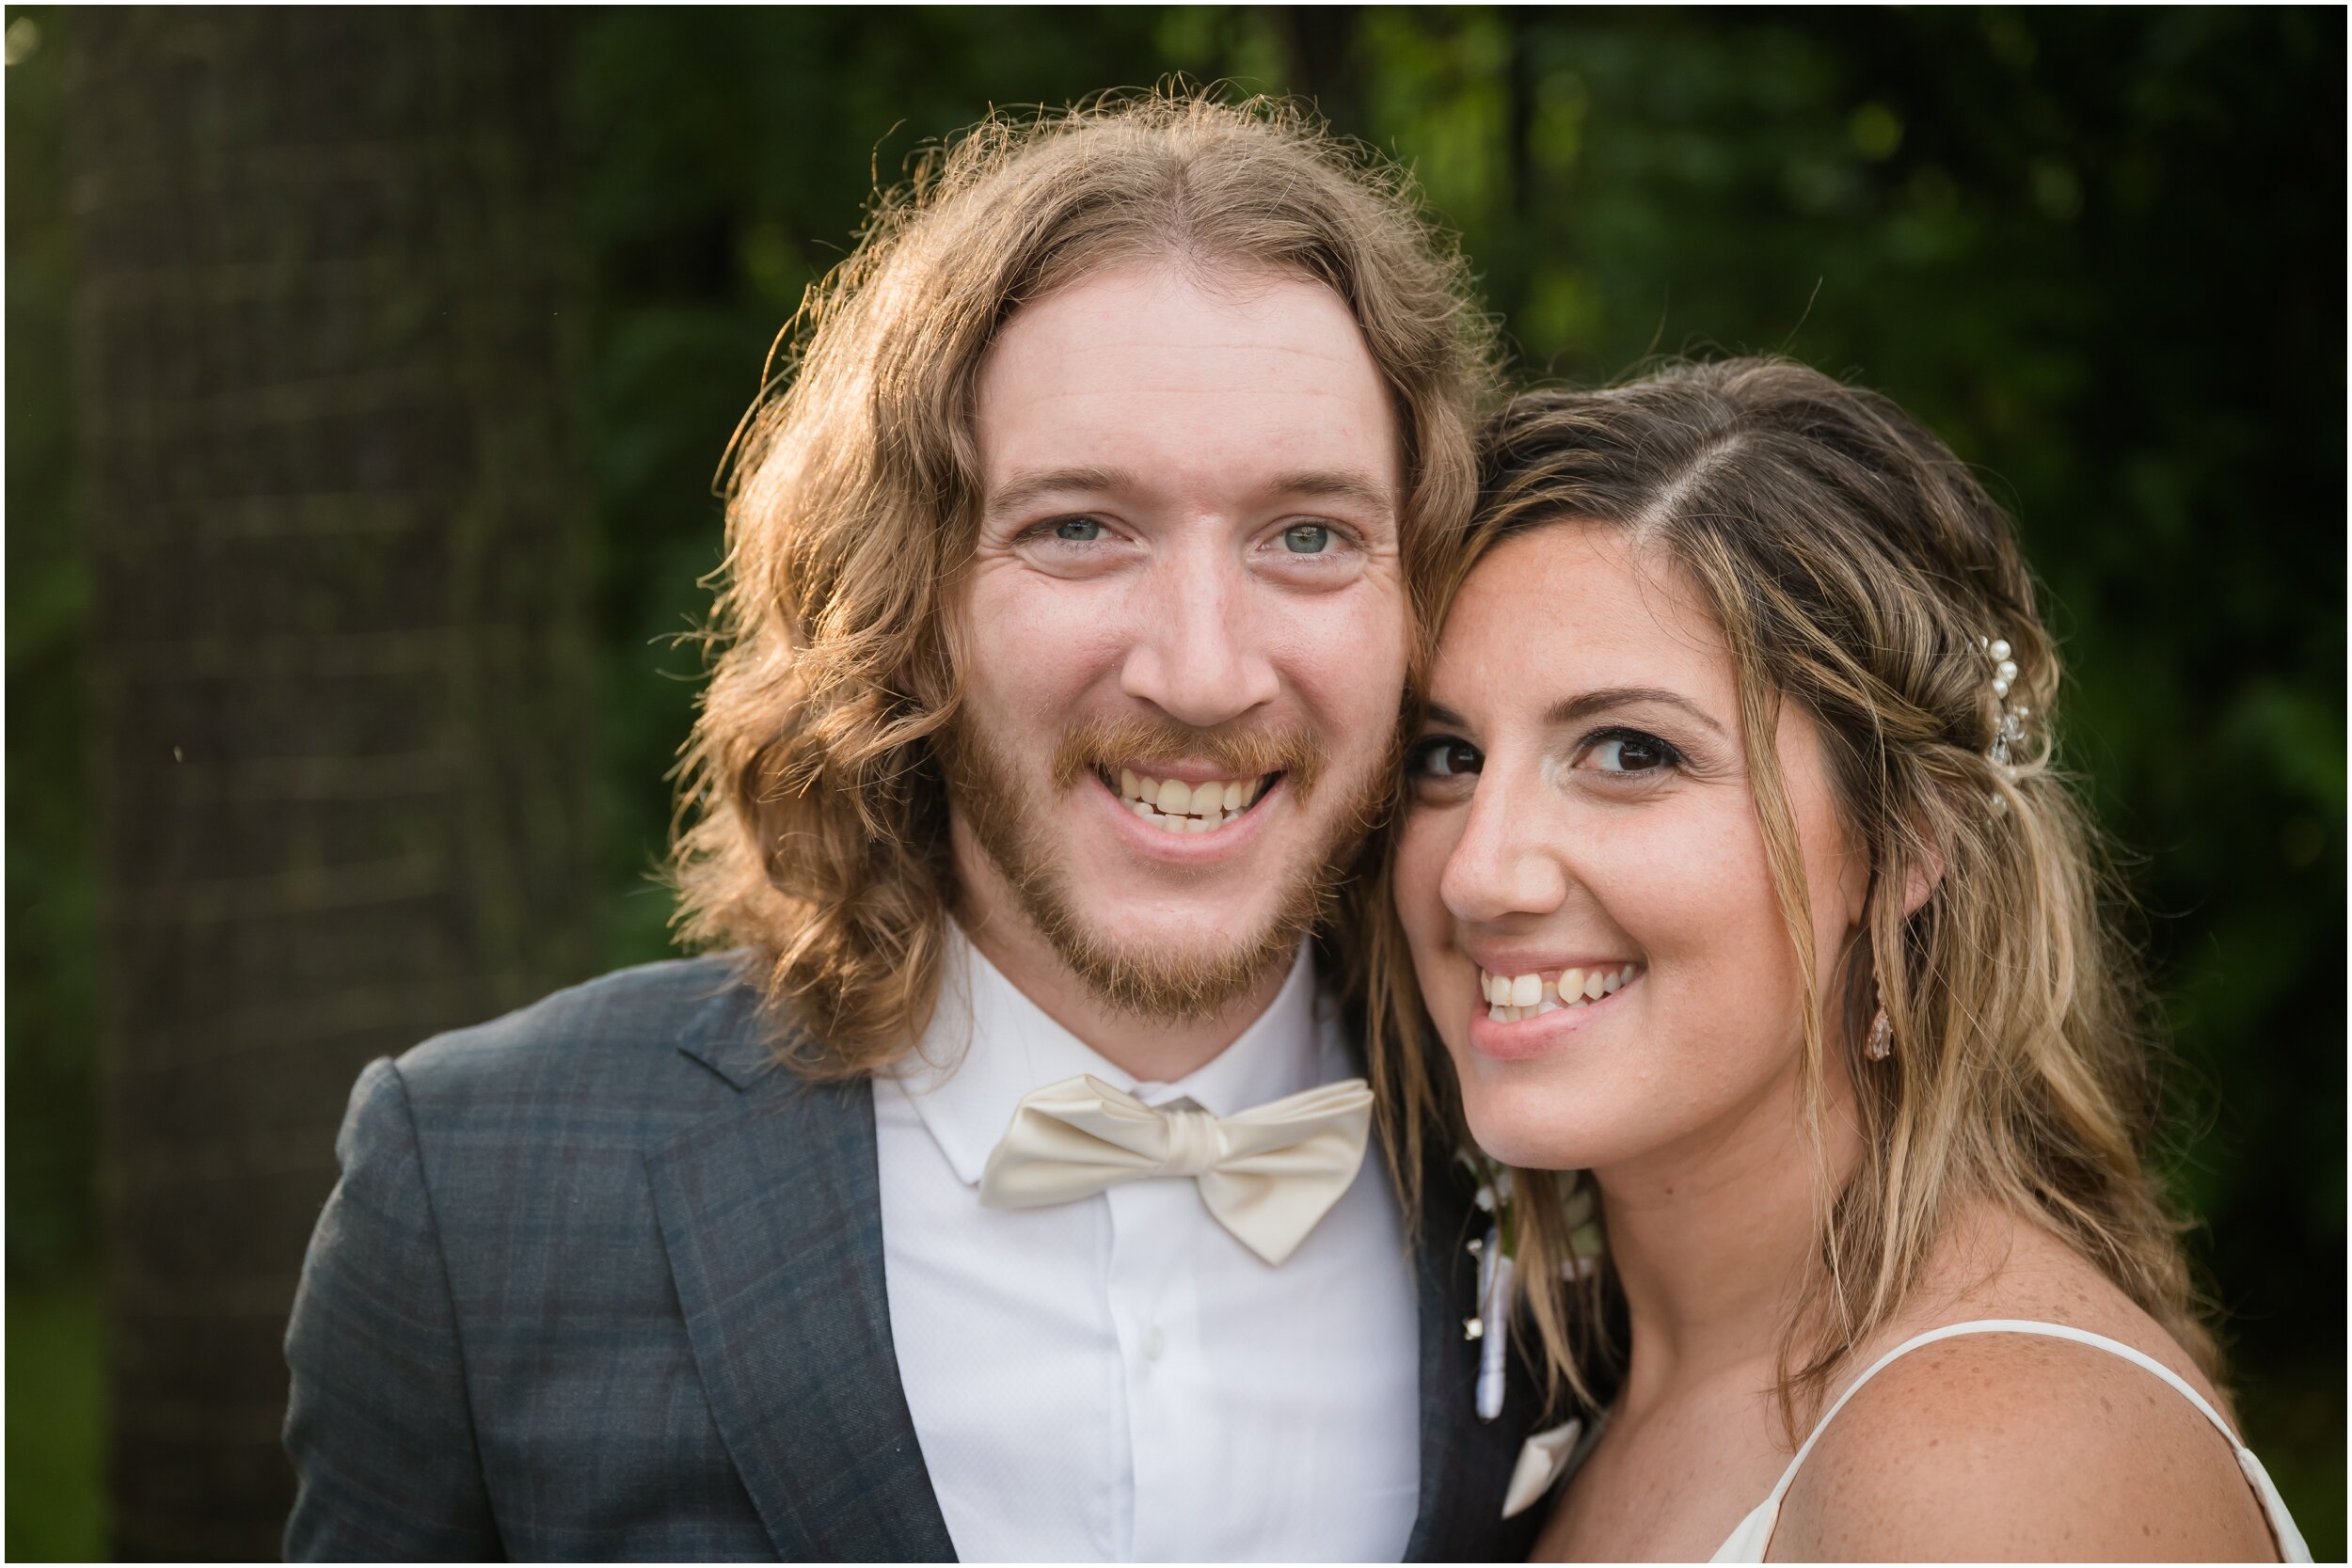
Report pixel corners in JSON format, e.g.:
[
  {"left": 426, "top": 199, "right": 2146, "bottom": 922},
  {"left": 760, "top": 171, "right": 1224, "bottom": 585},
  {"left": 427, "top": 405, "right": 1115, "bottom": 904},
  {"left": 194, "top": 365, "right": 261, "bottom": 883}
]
[
  {"left": 1411, "top": 737, "right": 1482, "bottom": 778},
  {"left": 1588, "top": 731, "right": 1677, "bottom": 773}
]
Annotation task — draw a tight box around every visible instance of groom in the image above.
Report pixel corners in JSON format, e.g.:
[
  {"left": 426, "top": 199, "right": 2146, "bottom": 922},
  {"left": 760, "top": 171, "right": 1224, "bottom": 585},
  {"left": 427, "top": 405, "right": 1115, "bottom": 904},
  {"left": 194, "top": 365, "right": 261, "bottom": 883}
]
[{"left": 284, "top": 92, "right": 1541, "bottom": 1560}]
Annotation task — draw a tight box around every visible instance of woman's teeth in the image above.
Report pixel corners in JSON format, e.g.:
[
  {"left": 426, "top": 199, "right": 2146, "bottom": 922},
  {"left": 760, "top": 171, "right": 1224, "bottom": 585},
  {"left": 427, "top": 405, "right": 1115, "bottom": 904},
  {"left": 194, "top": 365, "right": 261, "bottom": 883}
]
[
  {"left": 1114, "top": 767, "right": 1272, "bottom": 834},
  {"left": 1477, "top": 963, "right": 1639, "bottom": 1022}
]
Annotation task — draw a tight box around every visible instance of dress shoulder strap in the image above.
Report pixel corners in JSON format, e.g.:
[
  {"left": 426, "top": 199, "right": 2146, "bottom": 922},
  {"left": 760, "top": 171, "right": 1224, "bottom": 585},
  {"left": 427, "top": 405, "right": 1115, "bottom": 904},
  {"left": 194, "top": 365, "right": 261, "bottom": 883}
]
[
  {"left": 1756, "top": 1318, "right": 2239, "bottom": 1513},
  {"left": 1718, "top": 1319, "right": 2311, "bottom": 1563}
]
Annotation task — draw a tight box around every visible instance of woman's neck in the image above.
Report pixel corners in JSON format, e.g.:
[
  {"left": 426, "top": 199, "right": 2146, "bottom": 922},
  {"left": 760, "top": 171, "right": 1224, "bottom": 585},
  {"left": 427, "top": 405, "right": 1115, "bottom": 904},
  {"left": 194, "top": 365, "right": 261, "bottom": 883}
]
[{"left": 1597, "top": 1059, "right": 1864, "bottom": 1416}]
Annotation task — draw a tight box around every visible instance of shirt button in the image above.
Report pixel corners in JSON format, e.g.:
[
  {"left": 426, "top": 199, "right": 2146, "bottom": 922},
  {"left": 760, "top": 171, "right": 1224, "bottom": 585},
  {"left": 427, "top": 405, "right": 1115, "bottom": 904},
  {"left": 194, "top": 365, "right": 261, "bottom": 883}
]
[{"left": 1140, "top": 1324, "right": 1165, "bottom": 1361}]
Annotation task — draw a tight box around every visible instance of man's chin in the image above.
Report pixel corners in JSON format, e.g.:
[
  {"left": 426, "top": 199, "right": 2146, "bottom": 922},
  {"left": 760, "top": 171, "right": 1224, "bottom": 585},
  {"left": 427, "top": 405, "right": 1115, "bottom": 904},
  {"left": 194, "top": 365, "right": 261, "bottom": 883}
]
[
  {"left": 943, "top": 715, "right": 1374, "bottom": 1023},
  {"left": 1025, "top": 900, "right": 1310, "bottom": 1023}
]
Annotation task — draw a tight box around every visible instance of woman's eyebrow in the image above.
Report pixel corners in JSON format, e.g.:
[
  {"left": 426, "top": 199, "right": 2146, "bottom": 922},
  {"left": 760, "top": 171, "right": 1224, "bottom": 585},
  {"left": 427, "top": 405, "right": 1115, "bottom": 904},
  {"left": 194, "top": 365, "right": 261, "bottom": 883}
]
[{"left": 1542, "top": 686, "right": 1728, "bottom": 737}]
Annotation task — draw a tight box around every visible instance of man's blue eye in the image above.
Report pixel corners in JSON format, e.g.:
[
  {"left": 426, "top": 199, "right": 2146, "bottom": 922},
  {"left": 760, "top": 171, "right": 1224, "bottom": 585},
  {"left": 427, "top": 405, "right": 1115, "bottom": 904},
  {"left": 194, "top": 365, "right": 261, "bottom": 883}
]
[
  {"left": 1282, "top": 524, "right": 1331, "bottom": 554},
  {"left": 1053, "top": 518, "right": 1104, "bottom": 542}
]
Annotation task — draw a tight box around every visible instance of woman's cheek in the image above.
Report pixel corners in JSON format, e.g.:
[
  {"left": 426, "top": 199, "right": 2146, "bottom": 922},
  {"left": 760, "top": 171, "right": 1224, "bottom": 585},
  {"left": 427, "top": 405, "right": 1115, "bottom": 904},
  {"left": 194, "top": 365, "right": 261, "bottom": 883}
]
[{"left": 1392, "top": 810, "right": 1467, "bottom": 1047}]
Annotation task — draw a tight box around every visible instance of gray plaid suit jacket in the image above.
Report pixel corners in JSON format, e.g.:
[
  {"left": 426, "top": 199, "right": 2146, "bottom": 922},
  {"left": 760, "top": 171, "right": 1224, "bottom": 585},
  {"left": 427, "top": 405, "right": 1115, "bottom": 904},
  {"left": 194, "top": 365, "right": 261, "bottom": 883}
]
[{"left": 283, "top": 955, "right": 1546, "bottom": 1560}]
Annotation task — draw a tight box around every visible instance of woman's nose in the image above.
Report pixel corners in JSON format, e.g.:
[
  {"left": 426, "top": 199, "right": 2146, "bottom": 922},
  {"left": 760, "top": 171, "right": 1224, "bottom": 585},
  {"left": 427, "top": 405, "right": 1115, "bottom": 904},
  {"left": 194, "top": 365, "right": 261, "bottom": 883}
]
[{"left": 1438, "top": 768, "right": 1570, "bottom": 924}]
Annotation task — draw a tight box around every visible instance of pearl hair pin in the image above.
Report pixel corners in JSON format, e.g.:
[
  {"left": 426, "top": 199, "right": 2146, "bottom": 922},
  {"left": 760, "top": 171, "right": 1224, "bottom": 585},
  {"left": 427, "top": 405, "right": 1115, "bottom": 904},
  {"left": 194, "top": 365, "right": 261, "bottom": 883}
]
[
  {"left": 1984, "top": 635, "right": 2018, "bottom": 698},
  {"left": 1979, "top": 634, "right": 2031, "bottom": 814}
]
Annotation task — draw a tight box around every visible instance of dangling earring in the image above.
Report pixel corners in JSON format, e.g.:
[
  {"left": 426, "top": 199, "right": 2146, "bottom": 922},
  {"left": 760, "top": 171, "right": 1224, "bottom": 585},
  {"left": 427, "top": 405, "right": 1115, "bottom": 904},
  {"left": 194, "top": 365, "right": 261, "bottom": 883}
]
[{"left": 1866, "top": 980, "right": 1894, "bottom": 1061}]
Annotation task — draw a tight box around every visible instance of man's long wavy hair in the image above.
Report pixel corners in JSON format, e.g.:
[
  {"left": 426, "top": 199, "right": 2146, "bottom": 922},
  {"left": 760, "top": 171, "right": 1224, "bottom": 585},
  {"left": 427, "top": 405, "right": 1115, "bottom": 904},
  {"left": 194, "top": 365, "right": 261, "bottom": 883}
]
[
  {"left": 670, "top": 88, "right": 1499, "bottom": 1164},
  {"left": 1362, "top": 356, "right": 2220, "bottom": 1431}
]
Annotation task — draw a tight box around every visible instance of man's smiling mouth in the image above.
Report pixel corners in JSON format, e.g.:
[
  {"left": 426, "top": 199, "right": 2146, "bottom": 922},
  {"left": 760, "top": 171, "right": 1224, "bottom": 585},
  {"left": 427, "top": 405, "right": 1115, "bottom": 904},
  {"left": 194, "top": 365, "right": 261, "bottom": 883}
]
[{"left": 1095, "top": 766, "right": 1279, "bottom": 834}]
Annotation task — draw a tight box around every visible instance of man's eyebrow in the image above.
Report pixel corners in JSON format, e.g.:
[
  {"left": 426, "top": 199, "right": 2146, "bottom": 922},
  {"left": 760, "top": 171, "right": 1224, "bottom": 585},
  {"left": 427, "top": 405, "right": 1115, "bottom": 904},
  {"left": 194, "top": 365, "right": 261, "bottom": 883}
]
[
  {"left": 983, "top": 466, "right": 1136, "bottom": 521},
  {"left": 982, "top": 466, "right": 1396, "bottom": 522},
  {"left": 1274, "top": 468, "right": 1396, "bottom": 515},
  {"left": 1544, "top": 686, "right": 1727, "bottom": 737}
]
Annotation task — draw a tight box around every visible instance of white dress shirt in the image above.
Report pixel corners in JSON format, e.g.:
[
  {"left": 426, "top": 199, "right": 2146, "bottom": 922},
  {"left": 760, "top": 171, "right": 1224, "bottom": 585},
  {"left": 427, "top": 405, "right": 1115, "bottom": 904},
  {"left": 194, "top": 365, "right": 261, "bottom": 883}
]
[{"left": 874, "top": 927, "right": 1422, "bottom": 1562}]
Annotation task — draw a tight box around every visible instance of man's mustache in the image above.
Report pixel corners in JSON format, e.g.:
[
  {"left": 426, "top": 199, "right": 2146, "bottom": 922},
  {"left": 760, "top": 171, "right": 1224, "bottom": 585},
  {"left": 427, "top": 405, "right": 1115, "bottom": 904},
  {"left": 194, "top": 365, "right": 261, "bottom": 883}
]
[{"left": 1050, "top": 715, "right": 1327, "bottom": 800}]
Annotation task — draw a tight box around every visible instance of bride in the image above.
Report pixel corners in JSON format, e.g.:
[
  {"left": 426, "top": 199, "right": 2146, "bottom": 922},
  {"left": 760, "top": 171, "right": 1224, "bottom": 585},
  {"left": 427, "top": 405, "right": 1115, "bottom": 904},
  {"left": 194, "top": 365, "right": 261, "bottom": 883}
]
[{"left": 1383, "top": 358, "right": 2309, "bottom": 1560}]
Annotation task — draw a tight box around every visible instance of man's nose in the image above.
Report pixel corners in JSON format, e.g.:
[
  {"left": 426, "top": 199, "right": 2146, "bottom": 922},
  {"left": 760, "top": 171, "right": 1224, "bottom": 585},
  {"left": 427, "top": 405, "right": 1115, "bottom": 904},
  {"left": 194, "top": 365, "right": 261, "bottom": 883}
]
[
  {"left": 1119, "top": 546, "right": 1280, "bottom": 726},
  {"left": 1438, "top": 768, "right": 1569, "bottom": 925}
]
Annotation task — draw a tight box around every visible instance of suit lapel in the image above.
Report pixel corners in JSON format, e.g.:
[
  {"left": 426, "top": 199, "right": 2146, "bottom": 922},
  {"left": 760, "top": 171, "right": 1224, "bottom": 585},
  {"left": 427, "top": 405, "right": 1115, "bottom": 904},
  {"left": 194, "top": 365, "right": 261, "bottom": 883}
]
[
  {"left": 648, "top": 1041, "right": 954, "bottom": 1562},
  {"left": 1403, "top": 1146, "right": 1546, "bottom": 1561}
]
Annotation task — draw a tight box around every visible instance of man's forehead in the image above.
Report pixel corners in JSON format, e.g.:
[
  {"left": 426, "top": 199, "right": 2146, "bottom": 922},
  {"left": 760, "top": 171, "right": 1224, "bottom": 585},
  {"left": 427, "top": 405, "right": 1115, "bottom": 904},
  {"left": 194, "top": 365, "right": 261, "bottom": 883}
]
[{"left": 972, "top": 263, "right": 1403, "bottom": 513}]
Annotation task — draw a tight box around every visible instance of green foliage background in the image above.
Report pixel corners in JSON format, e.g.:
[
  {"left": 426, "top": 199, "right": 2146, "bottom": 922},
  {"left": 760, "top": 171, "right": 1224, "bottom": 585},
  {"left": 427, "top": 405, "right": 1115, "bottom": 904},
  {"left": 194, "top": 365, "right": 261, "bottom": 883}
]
[{"left": 8, "top": 6, "right": 2342, "bottom": 1557}]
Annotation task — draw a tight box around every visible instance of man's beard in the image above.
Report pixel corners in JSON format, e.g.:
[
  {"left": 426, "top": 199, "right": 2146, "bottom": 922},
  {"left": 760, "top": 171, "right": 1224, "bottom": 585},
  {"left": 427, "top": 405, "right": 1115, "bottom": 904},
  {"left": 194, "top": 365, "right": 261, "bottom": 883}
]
[{"left": 940, "top": 712, "right": 1394, "bottom": 1022}]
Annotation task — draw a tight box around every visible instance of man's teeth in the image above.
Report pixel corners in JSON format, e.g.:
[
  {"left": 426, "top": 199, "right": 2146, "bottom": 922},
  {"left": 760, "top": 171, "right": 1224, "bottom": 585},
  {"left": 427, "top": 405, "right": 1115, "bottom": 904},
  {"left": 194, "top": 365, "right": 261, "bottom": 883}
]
[
  {"left": 1477, "top": 963, "right": 1640, "bottom": 1022},
  {"left": 1115, "top": 768, "right": 1271, "bottom": 834}
]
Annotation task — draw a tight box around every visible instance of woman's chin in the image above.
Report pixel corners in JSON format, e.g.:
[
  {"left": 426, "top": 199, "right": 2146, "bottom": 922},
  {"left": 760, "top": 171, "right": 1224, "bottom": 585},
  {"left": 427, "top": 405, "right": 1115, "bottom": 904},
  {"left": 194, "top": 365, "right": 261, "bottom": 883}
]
[{"left": 1461, "top": 1098, "right": 1595, "bottom": 1172}]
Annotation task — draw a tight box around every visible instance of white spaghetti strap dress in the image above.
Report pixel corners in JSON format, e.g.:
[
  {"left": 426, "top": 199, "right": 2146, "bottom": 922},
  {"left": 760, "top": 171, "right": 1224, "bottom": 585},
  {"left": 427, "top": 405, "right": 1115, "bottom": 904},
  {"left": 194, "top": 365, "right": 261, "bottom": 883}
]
[{"left": 1708, "top": 1318, "right": 2312, "bottom": 1562}]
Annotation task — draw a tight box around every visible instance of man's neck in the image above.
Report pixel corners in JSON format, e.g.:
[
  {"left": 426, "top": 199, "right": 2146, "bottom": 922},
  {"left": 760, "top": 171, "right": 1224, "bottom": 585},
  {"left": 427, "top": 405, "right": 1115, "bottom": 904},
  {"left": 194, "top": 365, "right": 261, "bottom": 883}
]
[{"left": 951, "top": 902, "right": 1295, "bottom": 1085}]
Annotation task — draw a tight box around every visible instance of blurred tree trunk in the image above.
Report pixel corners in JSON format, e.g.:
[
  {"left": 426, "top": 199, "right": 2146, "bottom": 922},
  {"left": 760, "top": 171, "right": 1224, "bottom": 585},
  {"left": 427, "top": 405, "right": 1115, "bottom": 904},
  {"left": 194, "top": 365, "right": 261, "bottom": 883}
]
[
  {"left": 64, "top": 10, "right": 600, "bottom": 1558},
  {"left": 1278, "top": 6, "right": 1365, "bottom": 140}
]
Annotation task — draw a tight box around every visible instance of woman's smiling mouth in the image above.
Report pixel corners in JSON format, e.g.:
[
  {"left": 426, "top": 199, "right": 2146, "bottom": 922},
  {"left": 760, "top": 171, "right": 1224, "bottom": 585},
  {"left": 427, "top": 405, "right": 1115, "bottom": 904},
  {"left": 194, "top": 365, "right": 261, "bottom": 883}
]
[
  {"left": 1462, "top": 962, "right": 1642, "bottom": 1061},
  {"left": 1476, "top": 961, "right": 1642, "bottom": 1022}
]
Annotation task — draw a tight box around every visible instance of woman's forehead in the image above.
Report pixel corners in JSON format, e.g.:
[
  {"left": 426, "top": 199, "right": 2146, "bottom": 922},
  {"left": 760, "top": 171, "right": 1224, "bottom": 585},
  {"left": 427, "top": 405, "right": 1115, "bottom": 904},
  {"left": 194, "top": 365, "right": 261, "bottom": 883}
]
[{"left": 1432, "top": 523, "right": 1731, "bottom": 707}]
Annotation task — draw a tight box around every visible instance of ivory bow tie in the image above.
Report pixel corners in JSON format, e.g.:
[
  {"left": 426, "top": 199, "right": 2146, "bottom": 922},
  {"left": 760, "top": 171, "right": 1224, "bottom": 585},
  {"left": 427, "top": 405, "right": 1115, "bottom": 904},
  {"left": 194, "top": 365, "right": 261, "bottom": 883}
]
[{"left": 977, "top": 1073, "right": 1375, "bottom": 1266}]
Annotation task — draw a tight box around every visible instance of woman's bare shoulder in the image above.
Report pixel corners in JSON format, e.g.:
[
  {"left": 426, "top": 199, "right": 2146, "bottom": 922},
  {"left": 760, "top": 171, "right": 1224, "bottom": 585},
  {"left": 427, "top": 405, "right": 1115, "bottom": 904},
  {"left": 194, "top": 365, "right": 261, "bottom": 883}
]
[{"left": 1769, "top": 1212, "right": 2275, "bottom": 1561}]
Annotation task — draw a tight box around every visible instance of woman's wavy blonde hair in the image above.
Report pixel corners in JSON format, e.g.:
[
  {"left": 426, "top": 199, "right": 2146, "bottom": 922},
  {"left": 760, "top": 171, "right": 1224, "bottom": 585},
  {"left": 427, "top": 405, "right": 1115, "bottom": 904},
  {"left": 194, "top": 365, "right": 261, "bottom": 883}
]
[
  {"left": 670, "top": 87, "right": 1500, "bottom": 1116},
  {"left": 1363, "top": 356, "right": 2219, "bottom": 1430}
]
